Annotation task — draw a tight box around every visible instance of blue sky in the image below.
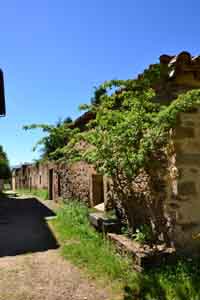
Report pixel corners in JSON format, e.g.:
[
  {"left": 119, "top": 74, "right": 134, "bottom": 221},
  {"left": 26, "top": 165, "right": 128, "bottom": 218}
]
[{"left": 1, "top": 0, "right": 200, "bottom": 165}]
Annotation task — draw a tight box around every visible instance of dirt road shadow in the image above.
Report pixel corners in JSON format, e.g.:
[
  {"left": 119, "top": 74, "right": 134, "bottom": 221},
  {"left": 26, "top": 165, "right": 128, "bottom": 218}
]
[{"left": 0, "top": 194, "right": 59, "bottom": 257}]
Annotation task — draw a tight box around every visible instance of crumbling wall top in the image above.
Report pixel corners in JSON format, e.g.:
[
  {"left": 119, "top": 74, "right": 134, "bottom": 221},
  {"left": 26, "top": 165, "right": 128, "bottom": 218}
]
[{"left": 159, "top": 51, "right": 200, "bottom": 87}]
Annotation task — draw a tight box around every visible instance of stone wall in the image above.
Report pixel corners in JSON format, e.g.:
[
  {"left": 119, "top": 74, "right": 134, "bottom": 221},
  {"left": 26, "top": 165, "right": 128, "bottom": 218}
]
[
  {"left": 146, "top": 51, "right": 200, "bottom": 253},
  {"left": 12, "top": 161, "right": 105, "bottom": 207},
  {"left": 165, "top": 109, "right": 200, "bottom": 254},
  {"left": 57, "top": 162, "right": 96, "bottom": 205},
  {"left": 12, "top": 163, "right": 49, "bottom": 192}
]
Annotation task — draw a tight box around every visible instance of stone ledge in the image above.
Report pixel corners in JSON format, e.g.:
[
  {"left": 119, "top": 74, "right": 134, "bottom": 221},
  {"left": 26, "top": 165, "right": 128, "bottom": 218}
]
[
  {"left": 108, "top": 233, "right": 176, "bottom": 272},
  {"left": 89, "top": 212, "right": 121, "bottom": 233}
]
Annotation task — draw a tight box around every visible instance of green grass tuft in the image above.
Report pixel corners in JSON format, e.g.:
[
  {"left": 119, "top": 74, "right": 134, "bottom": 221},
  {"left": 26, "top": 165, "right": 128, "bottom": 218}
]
[
  {"left": 52, "top": 201, "right": 136, "bottom": 291},
  {"left": 139, "top": 259, "right": 200, "bottom": 300},
  {"left": 16, "top": 188, "right": 49, "bottom": 201}
]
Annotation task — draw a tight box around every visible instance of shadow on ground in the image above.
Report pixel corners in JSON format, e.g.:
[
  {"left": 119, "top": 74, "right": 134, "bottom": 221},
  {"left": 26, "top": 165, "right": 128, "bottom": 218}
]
[{"left": 0, "top": 194, "right": 59, "bottom": 257}]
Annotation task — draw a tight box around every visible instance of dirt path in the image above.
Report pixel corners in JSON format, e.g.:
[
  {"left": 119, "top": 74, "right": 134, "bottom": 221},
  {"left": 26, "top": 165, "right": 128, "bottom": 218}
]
[
  {"left": 0, "top": 250, "right": 112, "bottom": 300},
  {"left": 0, "top": 194, "right": 113, "bottom": 300}
]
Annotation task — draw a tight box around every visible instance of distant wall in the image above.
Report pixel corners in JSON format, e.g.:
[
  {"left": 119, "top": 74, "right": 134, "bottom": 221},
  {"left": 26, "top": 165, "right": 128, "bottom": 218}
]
[
  {"left": 57, "top": 162, "right": 96, "bottom": 205},
  {"left": 12, "top": 161, "right": 105, "bottom": 207}
]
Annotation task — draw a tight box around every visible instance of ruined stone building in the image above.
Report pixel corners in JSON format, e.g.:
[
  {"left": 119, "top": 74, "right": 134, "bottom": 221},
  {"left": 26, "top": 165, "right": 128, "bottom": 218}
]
[{"left": 12, "top": 52, "right": 200, "bottom": 253}]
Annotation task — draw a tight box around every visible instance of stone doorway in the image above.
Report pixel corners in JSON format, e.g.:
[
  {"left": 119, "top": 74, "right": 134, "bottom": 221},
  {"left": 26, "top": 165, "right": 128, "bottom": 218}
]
[
  {"left": 57, "top": 173, "right": 61, "bottom": 198},
  {"left": 48, "top": 169, "right": 54, "bottom": 200},
  {"left": 90, "top": 174, "right": 104, "bottom": 207},
  {"left": 29, "top": 177, "right": 32, "bottom": 191}
]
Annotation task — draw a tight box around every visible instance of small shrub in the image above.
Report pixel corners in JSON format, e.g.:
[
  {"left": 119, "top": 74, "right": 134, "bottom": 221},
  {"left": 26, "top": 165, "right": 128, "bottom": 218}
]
[{"left": 132, "top": 224, "right": 153, "bottom": 244}]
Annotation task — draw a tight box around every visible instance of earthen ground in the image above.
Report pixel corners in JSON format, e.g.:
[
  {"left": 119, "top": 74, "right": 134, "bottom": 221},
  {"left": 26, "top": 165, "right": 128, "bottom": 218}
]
[
  {"left": 0, "top": 195, "right": 115, "bottom": 300},
  {"left": 0, "top": 250, "right": 113, "bottom": 300}
]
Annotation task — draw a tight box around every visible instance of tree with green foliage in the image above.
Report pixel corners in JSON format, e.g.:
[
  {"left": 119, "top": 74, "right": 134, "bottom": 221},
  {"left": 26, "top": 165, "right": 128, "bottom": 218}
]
[
  {"left": 24, "top": 65, "right": 200, "bottom": 243},
  {"left": 0, "top": 145, "right": 10, "bottom": 179},
  {"left": 23, "top": 117, "right": 78, "bottom": 160},
  {"left": 57, "top": 70, "right": 200, "bottom": 243}
]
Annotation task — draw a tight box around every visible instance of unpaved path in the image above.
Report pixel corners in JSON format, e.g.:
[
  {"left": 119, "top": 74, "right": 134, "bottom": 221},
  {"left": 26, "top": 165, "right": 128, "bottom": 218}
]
[
  {"left": 0, "top": 250, "right": 111, "bottom": 300},
  {"left": 0, "top": 194, "right": 113, "bottom": 300}
]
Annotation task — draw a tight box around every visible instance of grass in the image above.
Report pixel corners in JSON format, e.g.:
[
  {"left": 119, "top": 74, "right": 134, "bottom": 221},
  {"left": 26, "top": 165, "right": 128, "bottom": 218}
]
[
  {"left": 51, "top": 201, "right": 137, "bottom": 296},
  {"left": 3, "top": 183, "right": 12, "bottom": 191},
  {"left": 51, "top": 201, "right": 200, "bottom": 300},
  {"left": 136, "top": 259, "right": 200, "bottom": 300},
  {"left": 16, "top": 188, "right": 49, "bottom": 201}
]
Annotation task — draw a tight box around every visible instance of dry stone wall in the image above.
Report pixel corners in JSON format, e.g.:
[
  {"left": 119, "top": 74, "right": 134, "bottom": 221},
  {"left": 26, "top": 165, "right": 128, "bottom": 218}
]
[
  {"left": 12, "top": 161, "right": 100, "bottom": 207},
  {"left": 166, "top": 109, "right": 200, "bottom": 254},
  {"left": 12, "top": 163, "right": 49, "bottom": 192},
  {"left": 58, "top": 162, "right": 96, "bottom": 205}
]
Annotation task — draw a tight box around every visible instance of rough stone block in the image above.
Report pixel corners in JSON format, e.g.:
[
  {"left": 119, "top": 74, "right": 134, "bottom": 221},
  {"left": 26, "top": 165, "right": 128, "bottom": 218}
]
[
  {"left": 184, "top": 121, "right": 195, "bottom": 127},
  {"left": 169, "top": 202, "right": 180, "bottom": 209},
  {"left": 190, "top": 168, "right": 199, "bottom": 174},
  {"left": 89, "top": 212, "right": 105, "bottom": 230},
  {"left": 177, "top": 153, "right": 200, "bottom": 166},
  {"left": 89, "top": 212, "right": 121, "bottom": 233},
  {"left": 108, "top": 233, "right": 176, "bottom": 272},
  {"left": 101, "top": 219, "right": 121, "bottom": 234},
  {"left": 178, "top": 181, "right": 197, "bottom": 196},
  {"left": 175, "top": 127, "right": 195, "bottom": 139},
  {"left": 179, "top": 222, "right": 198, "bottom": 231}
]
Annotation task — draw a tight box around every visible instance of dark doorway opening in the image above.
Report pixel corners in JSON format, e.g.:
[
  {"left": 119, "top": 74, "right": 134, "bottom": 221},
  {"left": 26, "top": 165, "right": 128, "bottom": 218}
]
[
  {"left": 58, "top": 174, "right": 61, "bottom": 197},
  {"left": 29, "top": 177, "right": 32, "bottom": 191},
  {"left": 91, "top": 174, "right": 104, "bottom": 206},
  {"left": 49, "top": 169, "right": 53, "bottom": 200}
]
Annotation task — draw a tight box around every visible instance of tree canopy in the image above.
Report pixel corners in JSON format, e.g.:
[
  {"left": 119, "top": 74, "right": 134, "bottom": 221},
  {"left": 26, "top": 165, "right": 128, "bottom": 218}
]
[
  {"left": 23, "top": 117, "right": 77, "bottom": 160},
  {"left": 23, "top": 64, "right": 200, "bottom": 239},
  {"left": 0, "top": 145, "right": 10, "bottom": 179}
]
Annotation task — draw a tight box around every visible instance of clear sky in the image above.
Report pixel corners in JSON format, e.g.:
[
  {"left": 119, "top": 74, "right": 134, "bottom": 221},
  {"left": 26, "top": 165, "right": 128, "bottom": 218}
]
[{"left": 1, "top": 0, "right": 200, "bottom": 166}]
